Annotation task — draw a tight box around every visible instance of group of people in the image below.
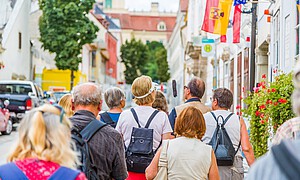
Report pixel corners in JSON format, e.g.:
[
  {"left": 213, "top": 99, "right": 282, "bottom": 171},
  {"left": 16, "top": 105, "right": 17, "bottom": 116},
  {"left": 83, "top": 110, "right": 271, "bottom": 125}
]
[{"left": 1, "top": 68, "right": 300, "bottom": 179}]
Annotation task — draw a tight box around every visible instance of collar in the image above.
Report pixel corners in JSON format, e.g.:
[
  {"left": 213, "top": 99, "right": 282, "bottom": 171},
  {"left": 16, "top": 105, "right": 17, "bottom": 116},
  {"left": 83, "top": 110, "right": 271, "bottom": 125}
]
[
  {"left": 185, "top": 97, "right": 201, "bottom": 103},
  {"left": 74, "top": 110, "right": 96, "bottom": 118}
]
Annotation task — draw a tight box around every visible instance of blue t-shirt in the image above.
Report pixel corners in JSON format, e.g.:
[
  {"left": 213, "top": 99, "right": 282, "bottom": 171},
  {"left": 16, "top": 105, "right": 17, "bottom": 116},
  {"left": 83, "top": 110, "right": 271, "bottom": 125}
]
[{"left": 100, "top": 112, "right": 121, "bottom": 128}]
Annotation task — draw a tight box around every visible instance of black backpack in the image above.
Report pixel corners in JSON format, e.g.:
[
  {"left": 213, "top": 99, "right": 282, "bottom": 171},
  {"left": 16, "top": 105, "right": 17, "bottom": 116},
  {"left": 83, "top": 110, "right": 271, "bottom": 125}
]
[
  {"left": 100, "top": 112, "right": 117, "bottom": 128},
  {"left": 208, "top": 112, "right": 241, "bottom": 166},
  {"left": 125, "top": 108, "right": 160, "bottom": 173},
  {"left": 71, "top": 119, "right": 107, "bottom": 180}
]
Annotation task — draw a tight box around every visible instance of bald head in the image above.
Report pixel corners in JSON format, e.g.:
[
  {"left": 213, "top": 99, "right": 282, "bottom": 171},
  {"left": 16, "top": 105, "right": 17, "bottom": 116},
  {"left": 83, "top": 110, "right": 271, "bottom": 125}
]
[
  {"left": 187, "top": 77, "right": 205, "bottom": 99},
  {"left": 72, "top": 83, "right": 102, "bottom": 107}
]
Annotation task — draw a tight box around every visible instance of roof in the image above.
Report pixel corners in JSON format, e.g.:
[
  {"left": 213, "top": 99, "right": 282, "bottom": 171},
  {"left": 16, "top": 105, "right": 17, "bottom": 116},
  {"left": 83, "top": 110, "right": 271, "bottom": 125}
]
[
  {"left": 93, "top": 5, "right": 120, "bottom": 30},
  {"left": 180, "top": 0, "right": 189, "bottom": 12},
  {"left": 106, "top": 13, "right": 176, "bottom": 32}
]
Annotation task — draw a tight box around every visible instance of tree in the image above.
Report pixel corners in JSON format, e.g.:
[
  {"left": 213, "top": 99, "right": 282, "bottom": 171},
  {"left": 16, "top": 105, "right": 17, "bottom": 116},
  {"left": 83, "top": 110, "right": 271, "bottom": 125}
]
[
  {"left": 155, "top": 48, "right": 170, "bottom": 82},
  {"left": 144, "top": 41, "right": 164, "bottom": 81},
  {"left": 39, "top": 0, "right": 98, "bottom": 89},
  {"left": 120, "top": 39, "right": 148, "bottom": 84}
]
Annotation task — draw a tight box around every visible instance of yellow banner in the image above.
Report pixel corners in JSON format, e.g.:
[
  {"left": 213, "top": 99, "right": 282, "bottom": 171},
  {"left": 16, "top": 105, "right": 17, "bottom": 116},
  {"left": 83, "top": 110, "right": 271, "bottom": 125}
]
[{"left": 213, "top": 0, "right": 233, "bottom": 35}]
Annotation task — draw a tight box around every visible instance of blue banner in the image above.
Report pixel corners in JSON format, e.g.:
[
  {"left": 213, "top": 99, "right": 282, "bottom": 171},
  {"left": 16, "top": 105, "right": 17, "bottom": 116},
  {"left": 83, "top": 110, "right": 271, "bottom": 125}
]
[{"left": 234, "top": 0, "right": 247, "bottom": 6}]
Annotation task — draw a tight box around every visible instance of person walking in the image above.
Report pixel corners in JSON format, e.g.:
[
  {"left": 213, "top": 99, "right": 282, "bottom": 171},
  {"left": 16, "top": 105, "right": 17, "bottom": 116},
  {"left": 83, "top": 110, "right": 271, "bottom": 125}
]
[
  {"left": 99, "top": 87, "right": 125, "bottom": 128},
  {"left": 152, "top": 90, "right": 168, "bottom": 115},
  {"left": 70, "top": 83, "right": 128, "bottom": 180},
  {"left": 116, "top": 75, "right": 173, "bottom": 180},
  {"left": 58, "top": 93, "right": 74, "bottom": 118},
  {"left": 146, "top": 106, "right": 219, "bottom": 180},
  {"left": 202, "top": 88, "right": 255, "bottom": 180},
  {"left": 0, "top": 104, "right": 86, "bottom": 180},
  {"left": 168, "top": 77, "right": 211, "bottom": 131}
]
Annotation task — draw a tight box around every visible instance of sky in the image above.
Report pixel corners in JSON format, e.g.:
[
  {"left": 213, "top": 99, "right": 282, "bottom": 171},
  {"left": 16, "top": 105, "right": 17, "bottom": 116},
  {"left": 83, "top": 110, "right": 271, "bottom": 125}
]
[{"left": 125, "top": 0, "right": 180, "bottom": 12}]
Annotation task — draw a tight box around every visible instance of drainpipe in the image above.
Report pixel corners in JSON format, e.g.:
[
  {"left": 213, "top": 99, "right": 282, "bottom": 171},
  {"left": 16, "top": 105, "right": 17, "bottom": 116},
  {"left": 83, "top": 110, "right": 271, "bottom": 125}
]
[{"left": 250, "top": 1, "right": 258, "bottom": 92}]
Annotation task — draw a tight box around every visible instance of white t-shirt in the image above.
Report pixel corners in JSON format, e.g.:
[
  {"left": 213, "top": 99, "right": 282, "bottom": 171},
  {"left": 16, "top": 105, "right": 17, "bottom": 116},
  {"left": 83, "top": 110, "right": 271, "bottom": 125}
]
[{"left": 116, "top": 106, "right": 173, "bottom": 150}]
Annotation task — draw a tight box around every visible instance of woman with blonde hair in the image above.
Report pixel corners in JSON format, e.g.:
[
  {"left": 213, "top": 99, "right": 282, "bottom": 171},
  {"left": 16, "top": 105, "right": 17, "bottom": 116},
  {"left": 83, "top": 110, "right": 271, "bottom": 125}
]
[
  {"left": 58, "top": 93, "right": 74, "bottom": 118},
  {"left": 0, "top": 104, "right": 86, "bottom": 180},
  {"left": 146, "top": 106, "right": 219, "bottom": 180},
  {"left": 116, "top": 75, "right": 173, "bottom": 180}
]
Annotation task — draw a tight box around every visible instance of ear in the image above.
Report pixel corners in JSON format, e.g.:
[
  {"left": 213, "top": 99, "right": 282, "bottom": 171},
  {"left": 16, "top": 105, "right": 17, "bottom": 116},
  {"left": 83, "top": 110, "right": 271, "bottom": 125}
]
[
  {"left": 97, "top": 100, "right": 103, "bottom": 111},
  {"left": 71, "top": 99, "right": 75, "bottom": 111},
  {"left": 120, "top": 99, "right": 125, "bottom": 108}
]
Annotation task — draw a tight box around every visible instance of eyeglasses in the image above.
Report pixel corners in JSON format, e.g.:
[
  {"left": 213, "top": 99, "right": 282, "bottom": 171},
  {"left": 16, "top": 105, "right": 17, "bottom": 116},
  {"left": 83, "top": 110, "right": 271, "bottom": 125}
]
[
  {"left": 53, "top": 104, "right": 65, "bottom": 123},
  {"left": 184, "top": 85, "right": 189, "bottom": 90}
]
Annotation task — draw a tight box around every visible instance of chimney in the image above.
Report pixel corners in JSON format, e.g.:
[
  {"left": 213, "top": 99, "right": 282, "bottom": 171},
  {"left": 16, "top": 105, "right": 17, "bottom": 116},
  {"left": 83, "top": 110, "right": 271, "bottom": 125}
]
[{"left": 151, "top": 2, "right": 159, "bottom": 12}]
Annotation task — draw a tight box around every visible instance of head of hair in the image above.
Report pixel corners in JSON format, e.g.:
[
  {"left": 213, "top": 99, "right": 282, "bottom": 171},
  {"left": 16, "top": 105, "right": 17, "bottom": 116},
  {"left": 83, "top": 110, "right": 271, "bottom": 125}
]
[
  {"left": 58, "top": 94, "right": 74, "bottom": 118},
  {"left": 213, "top": 88, "right": 233, "bottom": 109},
  {"left": 104, "top": 87, "right": 125, "bottom": 109},
  {"left": 72, "top": 82, "right": 102, "bottom": 107},
  {"left": 187, "top": 77, "right": 205, "bottom": 98},
  {"left": 132, "top": 75, "right": 155, "bottom": 105},
  {"left": 152, "top": 90, "right": 168, "bottom": 113},
  {"left": 174, "top": 106, "right": 206, "bottom": 140},
  {"left": 7, "top": 104, "right": 78, "bottom": 168}
]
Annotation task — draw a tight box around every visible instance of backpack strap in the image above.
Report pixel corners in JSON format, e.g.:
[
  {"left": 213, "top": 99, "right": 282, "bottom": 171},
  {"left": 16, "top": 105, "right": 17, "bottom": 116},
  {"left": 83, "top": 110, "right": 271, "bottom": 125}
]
[
  {"left": 131, "top": 108, "right": 142, "bottom": 128},
  {"left": 272, "top": 141, "right": 300, "bottom": 179},
  {"left": 0, "top": 163, "right": 28, "bottom": 179},
  {"left": 49, "top": 166, "right": 80, "bottom": 180},
  {"left": 100, "top": 112, "right": 115, "bottom": 125},
  {"left": 80, "top": 119, "right": 107, "bottom": 142},
  {"left": 145, "top": 110, "right": 159, "bottom": 128},
  {"left": 223, "top": 113, "right": 234, "bottom": 125}
]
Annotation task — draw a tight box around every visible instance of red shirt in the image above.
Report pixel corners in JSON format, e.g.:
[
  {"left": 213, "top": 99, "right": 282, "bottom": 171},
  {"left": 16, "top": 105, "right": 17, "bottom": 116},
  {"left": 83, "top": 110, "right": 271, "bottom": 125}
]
[{"left": 0, "top": 158, "right": 86, "bottom": 180}]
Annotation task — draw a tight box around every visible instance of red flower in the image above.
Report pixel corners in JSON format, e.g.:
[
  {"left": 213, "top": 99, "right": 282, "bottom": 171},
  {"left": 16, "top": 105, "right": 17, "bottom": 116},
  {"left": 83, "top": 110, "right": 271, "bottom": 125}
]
[
  {"left": 257, "top": 83, "right": 261, "bottom": 87},
  {"left": 260, "top": 120, "right": 265, "bottom": 124},
  {"left": 253, "top": 87, "right": 259, "bottom": 93},
  {"left": 259, "top": 104, "right": 266, "bottom": 109},
  {"left": 266, "top": 100, "right": 272, "bottom": 104},
  {"left": 262, "top": 74, "right": 267, "bottom": 79},
  {"left": 255, "top": 111, "right": 260, "bottom": 116},
  {"left": 242, "top": 87, "right": 245, "bottom": 92},
  {"left": 260, "top": 113, "right": 265, "bottom": 118},
  {"left": 267, "top": 89, "right": 271, "bottom": 93},
  {"left": 236, "top": 105, "right": 241, "bottom": 109},
  {"left": 262, "top": 85, "right": 266, "bottom": 89},
  {"left": 271, "top": 88, "right": 276, "bottom": 92},
  {"left": 274, "top": 102, "right": 278, "bottom": 106},
  {"left": 278, "top": 98, "right": 287, "bottom": 104},
  {"left": 273, "top": 68, "right": 277, "bottom": 74}
]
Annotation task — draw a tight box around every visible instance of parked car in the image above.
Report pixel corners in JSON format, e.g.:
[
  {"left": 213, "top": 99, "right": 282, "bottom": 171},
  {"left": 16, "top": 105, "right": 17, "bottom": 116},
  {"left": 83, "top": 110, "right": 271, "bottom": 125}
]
[
  {"left": 44, "top": 91, "right": 58, "bottom": 104},
  {"left": 0, "top": 80, "right": 45, "bottom": 124},
  {"left": 0, "top": 99, "right": 12, "bottom": 135},
  {"left": 53, "top": 91, "right": 69, "bottom": 103}
]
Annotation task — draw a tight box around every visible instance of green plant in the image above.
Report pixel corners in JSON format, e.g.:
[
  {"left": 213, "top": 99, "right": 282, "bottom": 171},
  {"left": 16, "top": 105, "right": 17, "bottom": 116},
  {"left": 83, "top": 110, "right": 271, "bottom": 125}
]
[{"left": 243, "top": 72, "right": 295, "bottom": 157}]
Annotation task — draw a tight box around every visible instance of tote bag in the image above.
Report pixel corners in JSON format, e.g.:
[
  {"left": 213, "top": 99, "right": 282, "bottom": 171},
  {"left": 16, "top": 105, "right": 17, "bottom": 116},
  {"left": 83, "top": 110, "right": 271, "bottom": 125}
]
[{"left": 154, "top": 140, "right": 169, "bottom": 180}]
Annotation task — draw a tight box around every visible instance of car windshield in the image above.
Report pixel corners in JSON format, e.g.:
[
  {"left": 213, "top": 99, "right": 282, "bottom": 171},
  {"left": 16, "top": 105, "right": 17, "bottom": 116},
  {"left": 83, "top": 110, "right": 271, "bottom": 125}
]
[{"left": 0, "top": 84, "right": 32, "bottom": 95}]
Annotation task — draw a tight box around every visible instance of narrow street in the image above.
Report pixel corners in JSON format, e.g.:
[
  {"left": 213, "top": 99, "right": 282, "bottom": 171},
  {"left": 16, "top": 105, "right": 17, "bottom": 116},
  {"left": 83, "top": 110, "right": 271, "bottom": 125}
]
[{"left": 0, "top": 130, "right": 18, "bottom": 165}]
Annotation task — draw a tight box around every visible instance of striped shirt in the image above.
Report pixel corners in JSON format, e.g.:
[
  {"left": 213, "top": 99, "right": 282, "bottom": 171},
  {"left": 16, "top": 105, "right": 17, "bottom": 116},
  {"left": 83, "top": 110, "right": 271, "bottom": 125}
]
[{"left": 272, "top": 117, "right": 300, "bottom": 145}]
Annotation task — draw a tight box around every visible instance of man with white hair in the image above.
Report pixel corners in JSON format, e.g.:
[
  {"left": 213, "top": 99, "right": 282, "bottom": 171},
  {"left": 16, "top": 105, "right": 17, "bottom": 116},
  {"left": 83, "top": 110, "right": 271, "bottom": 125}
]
[{"left": 70, "top": 83, "right": 128, "bottom": 180}]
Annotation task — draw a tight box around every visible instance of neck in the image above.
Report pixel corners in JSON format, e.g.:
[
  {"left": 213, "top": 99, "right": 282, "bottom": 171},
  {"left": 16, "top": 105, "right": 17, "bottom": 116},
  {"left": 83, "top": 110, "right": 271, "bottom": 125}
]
[
  {"left": 141, "top": 103, "right": 152, "bottom": 107},
  {"left": 213, "top": 107, "right": 228, "bottom": 111},
  {"left": 74, "top": 105, "right": 99, "bottom": 117},
  {"left": 109, "top": 107, "right": 122, "bottom": 113}
]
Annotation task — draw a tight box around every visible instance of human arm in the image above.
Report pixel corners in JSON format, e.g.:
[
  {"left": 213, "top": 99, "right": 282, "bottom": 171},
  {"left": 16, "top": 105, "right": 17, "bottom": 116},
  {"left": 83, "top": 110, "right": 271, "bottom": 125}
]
[
  {"left": 145, "top": 148, "right": 162, "bottom": 180},
  {"left": 240, "top": 117, "right": 255, "bottom": 166},
  {"left": 208, "top": 150, "right": 220, "bottom": 180},
  {"left": 111, "top": 132, "right": 128, "bottom": 180},
  {"left": 168, "top": 108, "right": 177, "bottom": 131}
]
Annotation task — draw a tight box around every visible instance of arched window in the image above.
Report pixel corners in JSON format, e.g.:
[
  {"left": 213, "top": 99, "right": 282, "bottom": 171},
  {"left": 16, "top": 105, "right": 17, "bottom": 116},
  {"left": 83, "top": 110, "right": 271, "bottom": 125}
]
[{"left": 157, "top": 21, "right": 166, "bottom": 31}]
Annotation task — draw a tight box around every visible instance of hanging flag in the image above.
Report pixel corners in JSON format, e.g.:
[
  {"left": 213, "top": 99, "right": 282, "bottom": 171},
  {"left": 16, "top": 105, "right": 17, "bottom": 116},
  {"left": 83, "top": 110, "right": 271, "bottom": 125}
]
[
  {"left": 220, "top": 5, "right": 241, "bottom": 43},
  {"left": 202, "top": 0, "right": 234, "bottom": 35},
  {"left": 234, "top": 0, "right": 247, "bottom": 6},
  {"left": 297, "top": 0, "right": 300, "bottom": 12}
]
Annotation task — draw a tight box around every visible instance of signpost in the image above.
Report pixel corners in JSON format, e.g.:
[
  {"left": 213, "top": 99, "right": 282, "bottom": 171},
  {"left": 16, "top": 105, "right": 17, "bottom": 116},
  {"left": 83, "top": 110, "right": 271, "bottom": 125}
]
[{"left": 202, "top": 38, "right": 215, "bottom": 57}]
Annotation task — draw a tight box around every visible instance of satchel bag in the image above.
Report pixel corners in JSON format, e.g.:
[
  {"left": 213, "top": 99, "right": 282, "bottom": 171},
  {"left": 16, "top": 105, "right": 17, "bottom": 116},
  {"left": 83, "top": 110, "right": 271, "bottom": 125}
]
[{"left": 154, "top": 140, "right": 169, "bottom": 180}]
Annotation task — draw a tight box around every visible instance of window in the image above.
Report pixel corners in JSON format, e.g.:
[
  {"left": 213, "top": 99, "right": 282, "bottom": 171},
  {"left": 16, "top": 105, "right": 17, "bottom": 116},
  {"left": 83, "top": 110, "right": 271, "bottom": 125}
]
[
  {"left": 105, "top": 0, "right": 112, "bottom": 8},
  {"left": 296, "top": 6, "right": 300, "bottom": 56},
  {"left": 18, "top": 32, "right": 22, "bottom": 49},
  {"left": 157, "top": 21, "right": 166, "bottom": 31},
  {"left": 91, "top": 50, "right": 96, "bottom": 67}
]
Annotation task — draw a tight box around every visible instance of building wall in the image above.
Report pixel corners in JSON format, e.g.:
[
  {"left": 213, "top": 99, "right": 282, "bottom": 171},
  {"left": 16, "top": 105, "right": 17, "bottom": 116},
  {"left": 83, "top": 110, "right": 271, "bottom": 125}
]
[{"left": 0, "top": 0, "right": 31, "bottom": 80}]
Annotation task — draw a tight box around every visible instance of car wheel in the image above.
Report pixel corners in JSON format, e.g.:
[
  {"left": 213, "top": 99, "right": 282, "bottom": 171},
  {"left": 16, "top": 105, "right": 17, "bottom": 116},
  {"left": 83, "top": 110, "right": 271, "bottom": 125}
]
[{"left": 1, "top": 119, "right": 12, "bottom": 135}]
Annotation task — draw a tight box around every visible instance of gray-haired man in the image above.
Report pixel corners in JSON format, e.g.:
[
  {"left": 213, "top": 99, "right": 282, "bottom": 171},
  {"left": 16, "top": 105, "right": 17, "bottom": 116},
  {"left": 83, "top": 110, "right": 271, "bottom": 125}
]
[{"left": 70, "top": 83, "right": 127, "bottom": 180}]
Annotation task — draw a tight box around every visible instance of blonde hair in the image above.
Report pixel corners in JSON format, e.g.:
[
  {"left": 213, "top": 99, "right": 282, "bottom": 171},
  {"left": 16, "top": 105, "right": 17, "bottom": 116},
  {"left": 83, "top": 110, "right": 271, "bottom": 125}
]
[
  {"left": 174, "top": 106, "right": 206, "bottom": 140},
  {"left": 132, "top": 75, "right": 155, "bottom": 105},
  {"left": 58, "top": 94, "right": 74, "bottom": 118},
  {"left": 152, "top": 90, "right": 168, "bottom": 114},
  {"left": 7, "top": 104, "right": 78, "bottom": 168}
]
